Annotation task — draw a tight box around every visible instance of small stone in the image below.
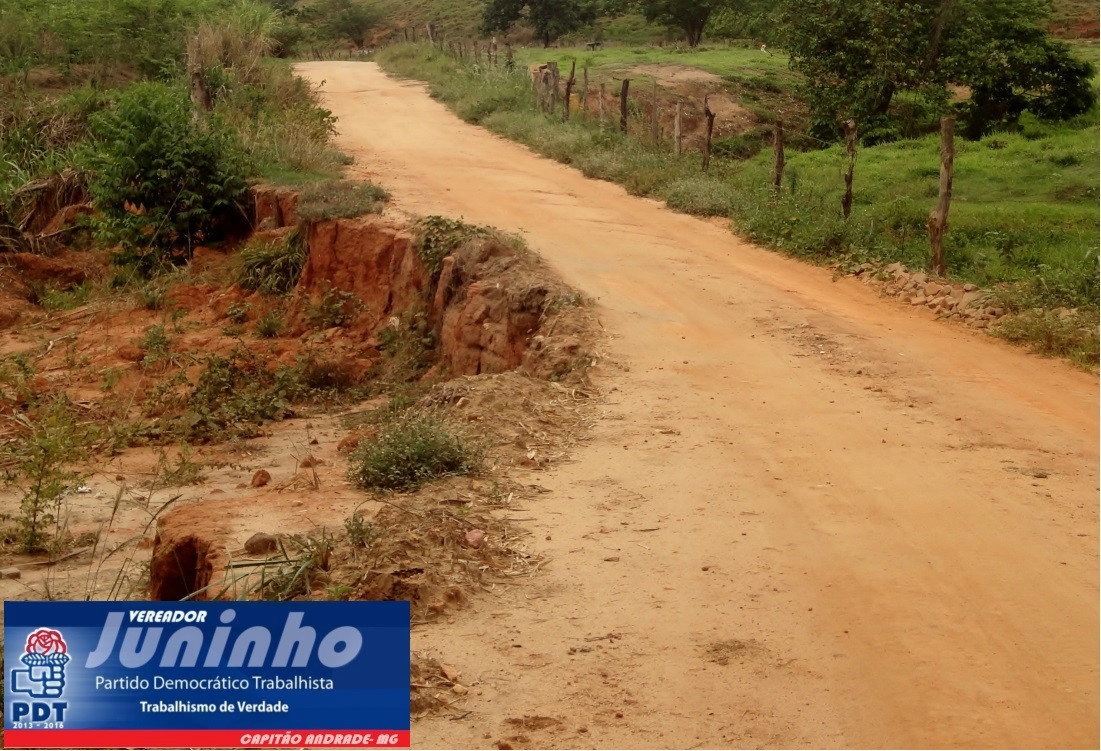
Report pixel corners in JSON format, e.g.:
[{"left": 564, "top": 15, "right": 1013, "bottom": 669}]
[
  {"left": 464, "top": 529, "right": 487, "bottom": 549},
  {"left": 440, "top": 664, "right": 461, "bottom": 682},
  {"left": 923, "top": 281, "right": 941, "bottom": 296},
  {"left": 250, "top": 469, "right": 271, "bottom": 488},
  {"left": 910, "top": 295, "right": 927, "bottom": 306},
  {"left": 963, "top": 283, "right": 978, "bottom": 292},
  {"left": 300, "top": 454, "right": 324, "bottom": 468},
  {"left": 451, "top": 684, "right": 468, "bottom": 695},
  {"left": 115, "top": 474, "right": 125, "bottom": 481},
  {"left": 244, "top": 533, "right": 278, "bottom": 555},
  {"left": 1, "top": 567, "right": 21, "bottom": 580}
]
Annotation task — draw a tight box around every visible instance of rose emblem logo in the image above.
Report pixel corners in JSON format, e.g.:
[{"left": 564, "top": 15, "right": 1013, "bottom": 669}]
[
  {"left": 11, "top": 627, "right": 70, "bottom": 698},
  {"left": 25, "top": 629, "right": 67, "bottom": 655}
]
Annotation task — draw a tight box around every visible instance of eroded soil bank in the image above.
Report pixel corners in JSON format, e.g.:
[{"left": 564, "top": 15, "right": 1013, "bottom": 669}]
[{"left": 0, "top": 184, "right": 599, "bottom": 639}]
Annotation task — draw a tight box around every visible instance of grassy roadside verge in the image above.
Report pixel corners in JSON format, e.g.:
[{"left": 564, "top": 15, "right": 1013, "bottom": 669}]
[{"left": 375, "top": 43, "right": 1099, "bottom": 368}]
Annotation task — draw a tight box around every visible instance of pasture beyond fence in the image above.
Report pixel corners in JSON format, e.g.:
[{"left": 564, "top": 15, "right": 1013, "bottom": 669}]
[{"left": 375, "top": 32, "right": 964, "bottom": 274}]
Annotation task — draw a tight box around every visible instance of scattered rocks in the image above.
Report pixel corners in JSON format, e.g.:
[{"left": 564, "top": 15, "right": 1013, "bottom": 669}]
[
  {"left": 244, "top": 533, "right": 279, "bottom": 555},
  {"left": 852, "top": 262, "right": 1004, "bottom": 326},
  {"left": 250, "top": 469, "right": 271, "bottom": 488}
]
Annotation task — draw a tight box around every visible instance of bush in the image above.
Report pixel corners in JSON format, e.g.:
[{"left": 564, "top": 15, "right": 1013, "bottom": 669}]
[
  {"left": 85, "top": 82, "right": 248, "bottom": 271},
  {"left": 348, "top": 417, "right": 481, "bottom": 491},
  {"left": 237, "top": 229, "right": 306, "bottom": 295},
  {"left": 0, "top": 397, "right": 88, "bottom": 554}
]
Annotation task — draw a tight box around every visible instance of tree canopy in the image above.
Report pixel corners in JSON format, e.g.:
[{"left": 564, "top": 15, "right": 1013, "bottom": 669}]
[
  {"left": 481, "top": 0, "right": 600, "bottom": 47},
  {"left": 781, "top": 0, "right": 1095, "bottom": 140},
  {"left": 635, "top": 0, "right": 736, "bottom": 46}
]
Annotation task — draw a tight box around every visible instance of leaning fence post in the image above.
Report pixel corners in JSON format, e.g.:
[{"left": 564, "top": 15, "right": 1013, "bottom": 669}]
[
  {"left": 841, "top": 119, "right": 857, "bottom": 219},
  {"left": 771, "top": 119, "right": 785, "bottom": 194},
  {"left": 674, "top": 100, "right": 683, "bottom": 155},
  {"left": 927, "top": 116, "right": 954, "bottom": 276},
  {"left": 702, "top": 94, "right": 715, "bottom": 171},
  {"left": 580, "top": 67, "right": 589, "bottom": 118},
  {"left": 598, "top": 83, "right": 606, "bottom": 125},
  {"left": 563, "top": 61, "right": 576, "bottom": 121},
  {"left": 651, "top": 79, "right": 660, "bottom": 145},
  {"left": 549, "top": 63, "right": 560, "bottom": 116},
  {"left": 619, "top": 79, "right": 630, "bottom": 133}
]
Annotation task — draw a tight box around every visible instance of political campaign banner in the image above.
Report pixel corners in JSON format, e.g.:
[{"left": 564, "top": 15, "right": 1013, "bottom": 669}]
[{"left": 3, "top": 601, "right": 410, "bottom": 749}]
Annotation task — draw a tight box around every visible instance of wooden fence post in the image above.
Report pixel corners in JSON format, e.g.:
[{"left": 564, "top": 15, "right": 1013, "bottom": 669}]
[
  {"left": 619, "top": 79, "right": 630, "bottom": 133},
  {"left": 674, "top": 100, "right": 683, "bottom": 155},
  {"left": 426, "top": 23, "right": 435, "bottom": 44},
  {"left": 598, "top": 83, "right": 606, "bottom": 125},
  {"left": 927, "top": 116, "right": 954, "bottom": 276},
  {"left": 563, "top": 61, "right": 576, "bottom": 121},
  {"left": 702, "top": 94, "right": 715, "bottom": 171},
  {"left": 771, "top": 119, "right": 785, "bottom": 194},
  {"left": 505, "top": 43, "right": 513, "bottom": 69},
  {"left": 549, "top": 63, "right": 560, "bottom": 116},
  {"left": 841, "top": 119, "right": 857, "bottom": 219},
  {"left": 651, "top": 79, "right": 660, "bottom": 144},
  {"left": 580, "top": 67, "right": 589, "bottom": 118}
]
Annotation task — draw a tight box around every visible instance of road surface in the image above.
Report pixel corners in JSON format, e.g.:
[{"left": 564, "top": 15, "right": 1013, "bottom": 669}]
[{"left": 296, "top": 61, "right": 1099, "bottom": 749}]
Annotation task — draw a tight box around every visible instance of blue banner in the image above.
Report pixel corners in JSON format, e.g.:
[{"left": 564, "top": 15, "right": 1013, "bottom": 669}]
[{"left": 3, "top": 601, "right": 410, "bottom": 748}]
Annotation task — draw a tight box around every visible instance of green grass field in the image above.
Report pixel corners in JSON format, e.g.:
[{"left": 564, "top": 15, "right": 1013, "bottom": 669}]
[{"left": 376, "top": 43, "right": 1099, "bottom": 365}]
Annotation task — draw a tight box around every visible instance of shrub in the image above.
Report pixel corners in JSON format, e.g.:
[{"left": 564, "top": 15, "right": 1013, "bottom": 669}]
[
  {"left": 0, "top": 397, "right": 88, "bottom": 554},
  {"left": 414, "top": 216, "right": 488, "bottom": 274},
  {"left": 348, "top": 417, "right": 482, "bottom": 491},
  {"left": 305, "top": 284, "right": 364, "bottom": 328},
  {"left": 85, "top": 82, "right": 248, "bottom": 271},
  {"left": 237, "top": 229, "right": 306, "bottom": 295},
  {"left": 255, "top": 309, "right": 284, "bottom": 337}
]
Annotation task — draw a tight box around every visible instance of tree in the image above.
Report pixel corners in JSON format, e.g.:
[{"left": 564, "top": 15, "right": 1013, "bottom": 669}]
[
  {"left": 481, "top": 0, "right": 599, "bottom": 48},
  {"left": 781, "top": 0, "right": 1094, "bottom": 141},
  {"left": 308, "top": 0, "right": 381, "bottom": 48},
  {"left": 635, "top": 0, "right": 735, "bottom": 46}
]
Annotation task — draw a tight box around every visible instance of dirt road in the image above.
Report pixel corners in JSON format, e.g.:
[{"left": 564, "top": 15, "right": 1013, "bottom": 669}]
[{"left": 295, "top": 62, "right": 1099, "bottom": 749}]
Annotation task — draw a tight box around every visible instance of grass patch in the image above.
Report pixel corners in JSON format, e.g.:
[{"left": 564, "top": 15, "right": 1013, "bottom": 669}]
[
  {"left": 992, "top": 310, "right": 1099, "bottom": 369},
  {"left": 237, "top": 228, "right": 307, "bottom": 295},
  {"left": 295, "top": 180, "right": 390, "bottom": 221},
  {"left": 348, "top": 416, "right": 482, "bottom": 491}
]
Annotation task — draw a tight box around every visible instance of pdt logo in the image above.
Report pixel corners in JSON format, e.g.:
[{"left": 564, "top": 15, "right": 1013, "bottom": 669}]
[{"left": 10, "top": 628, "right": 70, "bottom": 726}]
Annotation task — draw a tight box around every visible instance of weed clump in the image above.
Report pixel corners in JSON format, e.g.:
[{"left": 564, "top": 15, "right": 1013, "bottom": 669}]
[
  {"left": 348, "top": 417, "right": 482, "bottom": 491},
  {"left": 0, "top": 397, "right": 89, "bottom": 554},
  {"left": 414, "top": 215, "right": 488, "bottom": 275},
  {"left": 236, "top": 229, "right": 306, "bottom": 295}
]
